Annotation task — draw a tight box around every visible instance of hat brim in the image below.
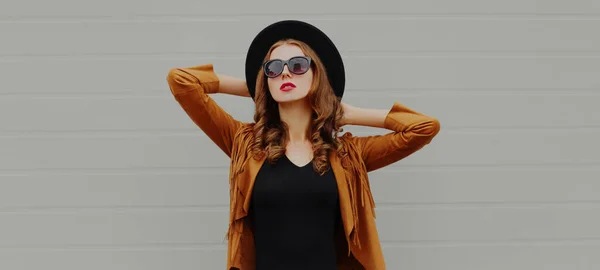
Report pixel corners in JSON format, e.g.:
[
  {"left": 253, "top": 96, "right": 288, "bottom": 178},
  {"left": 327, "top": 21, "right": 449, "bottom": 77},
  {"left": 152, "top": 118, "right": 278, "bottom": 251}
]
[{"left": 245, "top": 20, "right": 345, "bottom": 100}]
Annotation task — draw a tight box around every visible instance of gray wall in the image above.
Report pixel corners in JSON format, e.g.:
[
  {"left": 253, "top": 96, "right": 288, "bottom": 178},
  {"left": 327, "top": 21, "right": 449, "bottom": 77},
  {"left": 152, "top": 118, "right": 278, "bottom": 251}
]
[{"left": 1, "top": 1, "right": 599, "bottom": 269}]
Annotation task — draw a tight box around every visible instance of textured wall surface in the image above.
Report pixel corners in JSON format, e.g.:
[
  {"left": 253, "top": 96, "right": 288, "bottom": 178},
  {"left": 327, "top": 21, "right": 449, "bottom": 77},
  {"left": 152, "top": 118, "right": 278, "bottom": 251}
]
[{"left": 1, "top": 1, "right": 600, "bottom": 269}]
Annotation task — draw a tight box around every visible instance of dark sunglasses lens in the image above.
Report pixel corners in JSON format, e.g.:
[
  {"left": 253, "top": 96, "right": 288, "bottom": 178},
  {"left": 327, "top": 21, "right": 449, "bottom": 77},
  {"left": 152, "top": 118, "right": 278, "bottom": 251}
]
[
  {"left": 265, "top": 60, "right": 283, "bottom": 77},
  {"left": 289, "top": 57, "right": 310, "bottom": 74}
]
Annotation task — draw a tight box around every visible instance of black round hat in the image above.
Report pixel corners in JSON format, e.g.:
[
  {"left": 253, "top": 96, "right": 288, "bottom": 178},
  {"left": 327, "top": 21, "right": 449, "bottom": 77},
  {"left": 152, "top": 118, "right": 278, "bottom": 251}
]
[{"left": 245, "top": 20, "right": 345, "bottom": 100}]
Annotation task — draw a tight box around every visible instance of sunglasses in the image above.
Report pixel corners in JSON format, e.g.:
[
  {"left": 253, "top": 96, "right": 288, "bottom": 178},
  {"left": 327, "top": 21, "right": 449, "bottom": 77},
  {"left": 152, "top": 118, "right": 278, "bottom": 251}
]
[{"left": 263, "top": 56, "right": 312, "bottom": 78}]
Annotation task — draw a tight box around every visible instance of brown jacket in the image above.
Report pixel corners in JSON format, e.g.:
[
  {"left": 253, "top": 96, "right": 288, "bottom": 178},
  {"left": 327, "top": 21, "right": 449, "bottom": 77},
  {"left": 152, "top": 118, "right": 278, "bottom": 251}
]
[{"left": 166, "top": 64, "right": 441, "bottom": 270}]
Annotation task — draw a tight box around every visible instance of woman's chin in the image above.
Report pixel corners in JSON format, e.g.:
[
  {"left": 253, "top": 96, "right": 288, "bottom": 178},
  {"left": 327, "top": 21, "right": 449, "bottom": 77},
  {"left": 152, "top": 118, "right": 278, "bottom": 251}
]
[{"left": 272, "top": 94, "right": 307, "bottom": 104}]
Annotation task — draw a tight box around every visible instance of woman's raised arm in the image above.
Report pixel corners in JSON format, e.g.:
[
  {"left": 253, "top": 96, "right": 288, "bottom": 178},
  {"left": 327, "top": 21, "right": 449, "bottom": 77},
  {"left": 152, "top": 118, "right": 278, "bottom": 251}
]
[
  {"left": 342, "top": 101, "right": 440, "bottom": 172},
  {"left": 166, "top": 64, "right": 248, "bottom": 158}
]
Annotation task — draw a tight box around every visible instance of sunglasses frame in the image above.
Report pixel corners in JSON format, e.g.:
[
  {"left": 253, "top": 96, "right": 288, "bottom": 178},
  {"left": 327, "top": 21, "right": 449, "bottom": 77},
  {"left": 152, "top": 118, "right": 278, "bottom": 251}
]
[{"left": 263, "top": 56, "right": 313, "bottom": 78}]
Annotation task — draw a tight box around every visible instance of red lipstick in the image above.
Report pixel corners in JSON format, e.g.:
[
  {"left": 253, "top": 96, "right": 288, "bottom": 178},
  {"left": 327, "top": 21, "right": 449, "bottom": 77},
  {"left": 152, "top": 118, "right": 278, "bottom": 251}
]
[{"left": 280, "top": 82, "right": 296, "bottom": 91}]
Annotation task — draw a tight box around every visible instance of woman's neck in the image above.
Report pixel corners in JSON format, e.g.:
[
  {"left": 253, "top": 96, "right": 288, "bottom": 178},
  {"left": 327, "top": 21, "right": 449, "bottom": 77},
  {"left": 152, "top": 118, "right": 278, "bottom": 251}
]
[{"left": 278, "top": 99, "right": 312, "bottom": 145}]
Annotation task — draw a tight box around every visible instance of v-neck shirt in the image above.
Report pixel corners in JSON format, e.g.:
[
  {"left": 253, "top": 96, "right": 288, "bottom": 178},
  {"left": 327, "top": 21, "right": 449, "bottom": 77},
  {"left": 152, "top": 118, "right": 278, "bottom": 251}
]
[{"left": 249, "top": 154, "right": 341, "bottom": 270}]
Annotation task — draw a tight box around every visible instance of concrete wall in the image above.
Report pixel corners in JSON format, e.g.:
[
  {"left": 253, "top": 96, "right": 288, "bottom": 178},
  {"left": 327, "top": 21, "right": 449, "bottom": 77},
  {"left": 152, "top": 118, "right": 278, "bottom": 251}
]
[{"left": 1, "top": 1, "right": 599, "bottom": 269}]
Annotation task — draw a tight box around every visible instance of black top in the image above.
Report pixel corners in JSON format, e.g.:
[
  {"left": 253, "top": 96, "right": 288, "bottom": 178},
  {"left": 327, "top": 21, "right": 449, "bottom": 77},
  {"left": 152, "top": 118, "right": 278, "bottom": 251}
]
[{"left": 249, "top": 154, "right": 341, "bottom": 270}]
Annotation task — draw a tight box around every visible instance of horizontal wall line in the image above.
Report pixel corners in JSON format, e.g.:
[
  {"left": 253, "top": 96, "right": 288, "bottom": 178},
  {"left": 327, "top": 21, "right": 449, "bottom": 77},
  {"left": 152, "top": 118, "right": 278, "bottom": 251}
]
[
  {"left": 381, "top": 237, "right": 600, "bottom": 247},
  {"left": 1, "top": 163, "right": 600, "bottom": 175},
  {"left": 1, "top": 200, "right": 600, "bottom": 213},
  {"left": 0, "top": 243, "right": 228, "bottom": 251},
  {"left": 4, "top": 51, "right": 600, "bottom": 59},
  {"left": 0, "top": 238, "right": 599, "bottom": 251},
  {"left": 0, "top": 126, "right": 598, "bottom": 138},
  {"left": 0, "top": 205, "right": 229, "bottom": 214},
  {"left": 3, "top": 13, "right": 600, "bottom": 22},
  {"left": 2, "top": 88, "right": 600, "bottom": 97},
  {"left": 376, "top": 201, "right": 600, "bottom": 210}
]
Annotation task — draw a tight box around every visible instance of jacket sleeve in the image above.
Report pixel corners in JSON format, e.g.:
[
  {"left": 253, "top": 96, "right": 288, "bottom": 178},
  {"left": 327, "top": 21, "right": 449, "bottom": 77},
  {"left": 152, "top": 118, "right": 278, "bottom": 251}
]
[
  {"left": 351, "top": 102, "right": 440, "bottom": 172},
  {"left": 166, "top": 64, "right": 243, "bottom": 158}
]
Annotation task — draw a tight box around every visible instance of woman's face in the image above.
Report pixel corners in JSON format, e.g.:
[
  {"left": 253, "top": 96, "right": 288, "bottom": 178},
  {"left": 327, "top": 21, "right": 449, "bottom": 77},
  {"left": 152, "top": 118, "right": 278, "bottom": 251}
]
[{"left": 267, "top": 44, "right": 314, "bottom": 103}]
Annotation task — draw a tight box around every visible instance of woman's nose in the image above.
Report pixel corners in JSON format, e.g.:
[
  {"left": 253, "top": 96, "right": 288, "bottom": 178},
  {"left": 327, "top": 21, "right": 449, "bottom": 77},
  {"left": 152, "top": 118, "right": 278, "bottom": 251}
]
[{"left": 280, "top": 64, "right": 291, "bottom": 78}]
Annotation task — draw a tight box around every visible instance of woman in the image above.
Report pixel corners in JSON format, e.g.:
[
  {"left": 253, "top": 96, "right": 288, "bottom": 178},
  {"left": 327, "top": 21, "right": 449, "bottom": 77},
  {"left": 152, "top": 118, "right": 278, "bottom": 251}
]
[{"left": 167, "top": 20, "right": 440, "bottom": 270}]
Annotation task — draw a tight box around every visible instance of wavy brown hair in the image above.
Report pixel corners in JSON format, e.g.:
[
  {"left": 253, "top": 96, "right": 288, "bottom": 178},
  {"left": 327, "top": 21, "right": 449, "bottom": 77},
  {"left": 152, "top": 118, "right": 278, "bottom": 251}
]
[{"left": 250, "top": 39, "right": 345, "bottom": 175}]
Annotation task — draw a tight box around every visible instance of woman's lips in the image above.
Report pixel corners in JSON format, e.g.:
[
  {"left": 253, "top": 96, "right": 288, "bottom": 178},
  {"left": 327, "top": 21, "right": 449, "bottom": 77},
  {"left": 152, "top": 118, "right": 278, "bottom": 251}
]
[{"left": 280, "top": 82, "right": 296, "bottom": 91}]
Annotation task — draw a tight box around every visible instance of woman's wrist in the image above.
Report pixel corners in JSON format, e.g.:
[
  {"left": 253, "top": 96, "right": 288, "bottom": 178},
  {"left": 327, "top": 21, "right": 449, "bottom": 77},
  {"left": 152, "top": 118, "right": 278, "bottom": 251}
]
[{"left": 340, "top": 102, "right": 355, "bottom": 126}]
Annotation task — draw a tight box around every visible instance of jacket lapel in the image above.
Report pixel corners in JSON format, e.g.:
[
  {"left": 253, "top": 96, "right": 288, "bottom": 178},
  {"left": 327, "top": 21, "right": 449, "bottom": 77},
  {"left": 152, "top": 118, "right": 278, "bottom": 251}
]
[
  {"left": 330, "top": 151, "right": 355, "bottom": 252},
  {"left": 242, "top": 155, "right": 265, "bottom": 216}
]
